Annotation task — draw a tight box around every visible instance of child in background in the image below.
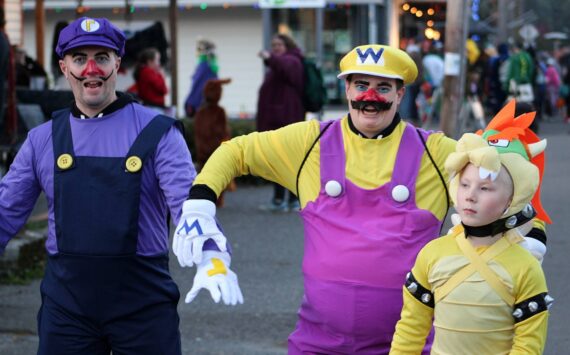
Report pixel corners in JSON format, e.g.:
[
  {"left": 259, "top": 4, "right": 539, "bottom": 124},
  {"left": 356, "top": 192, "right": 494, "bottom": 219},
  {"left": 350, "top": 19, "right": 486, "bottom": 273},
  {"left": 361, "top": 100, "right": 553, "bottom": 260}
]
[
  {"left": 129, "top": 47, "right": 168, "bottom": 108},
  {"left": 390, "top": 103, "right": 553, "bottom": 354},
  {"left": 193, "top": 78, "right": 234, "bottom": 207}
]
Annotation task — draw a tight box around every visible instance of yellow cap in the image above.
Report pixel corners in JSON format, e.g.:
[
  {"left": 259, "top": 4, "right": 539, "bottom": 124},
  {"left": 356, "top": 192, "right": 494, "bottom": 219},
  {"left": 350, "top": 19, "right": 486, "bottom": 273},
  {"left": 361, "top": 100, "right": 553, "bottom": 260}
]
[{"left": 337, "top": 44, "right": 418, "bottom": 84}]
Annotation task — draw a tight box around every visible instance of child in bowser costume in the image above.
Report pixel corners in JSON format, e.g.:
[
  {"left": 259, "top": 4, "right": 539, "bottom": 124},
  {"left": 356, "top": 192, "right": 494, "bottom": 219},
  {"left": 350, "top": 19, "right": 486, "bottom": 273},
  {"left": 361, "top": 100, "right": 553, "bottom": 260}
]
[
  {"left": 391, "top": 101, "right": 553, "bottom": 354},
  {"left": 172, "top": 45, "right": 548, "bottom": 354}
]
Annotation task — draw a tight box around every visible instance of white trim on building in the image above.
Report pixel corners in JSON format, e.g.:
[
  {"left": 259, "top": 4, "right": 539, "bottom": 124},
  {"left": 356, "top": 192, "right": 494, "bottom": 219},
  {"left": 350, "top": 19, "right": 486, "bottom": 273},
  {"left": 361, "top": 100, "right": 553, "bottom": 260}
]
[
  {"left": 22, "top": 1, "right": 259, "bottom": 10},
  {"left": 22, "top": 0, "right": 385, "bottom": 9}
]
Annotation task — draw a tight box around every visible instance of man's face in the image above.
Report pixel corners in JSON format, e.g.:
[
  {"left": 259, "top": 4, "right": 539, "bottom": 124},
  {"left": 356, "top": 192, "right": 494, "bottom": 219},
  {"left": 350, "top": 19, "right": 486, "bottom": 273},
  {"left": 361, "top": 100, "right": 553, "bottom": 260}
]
[
  {"left": 59, "top": 46, "right": 120, "bottom": 116},
  {"left": 345, "top": 74, "right": 405, "bottom": 137}
]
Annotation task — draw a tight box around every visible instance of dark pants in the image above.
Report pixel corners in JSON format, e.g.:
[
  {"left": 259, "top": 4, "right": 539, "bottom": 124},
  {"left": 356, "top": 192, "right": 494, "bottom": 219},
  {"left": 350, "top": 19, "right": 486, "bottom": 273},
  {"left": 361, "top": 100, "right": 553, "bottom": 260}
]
[
  {"left": 37, "top": 255, "right": 182, "bottom": 355},
  {"left": 38, "top": 294, "right": 181, "bottom": 355}
]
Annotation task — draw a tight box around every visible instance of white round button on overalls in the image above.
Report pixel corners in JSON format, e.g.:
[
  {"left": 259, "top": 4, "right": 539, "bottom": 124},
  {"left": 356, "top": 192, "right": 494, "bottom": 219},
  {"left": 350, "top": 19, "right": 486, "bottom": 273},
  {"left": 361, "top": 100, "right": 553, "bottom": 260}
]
[
  {"left": 325, "top": 180, "right": 342, "bottom": 197},
  {"left": 391, "top": 185, "right": 410, "bottom": 202}
]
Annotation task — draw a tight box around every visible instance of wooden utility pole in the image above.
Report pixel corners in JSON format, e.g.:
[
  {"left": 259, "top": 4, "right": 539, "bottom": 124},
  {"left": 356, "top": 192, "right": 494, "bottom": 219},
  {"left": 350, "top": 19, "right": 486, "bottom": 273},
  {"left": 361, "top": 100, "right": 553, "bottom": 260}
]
[
  {"left": 35, "top": 0, "right": 45, "bottom": 68},
  {"left": 169, "top": 0, "right": 178, "bottom": 111},
  {"left": 440, "top": 0, "right": 471, "bottom": 138}
]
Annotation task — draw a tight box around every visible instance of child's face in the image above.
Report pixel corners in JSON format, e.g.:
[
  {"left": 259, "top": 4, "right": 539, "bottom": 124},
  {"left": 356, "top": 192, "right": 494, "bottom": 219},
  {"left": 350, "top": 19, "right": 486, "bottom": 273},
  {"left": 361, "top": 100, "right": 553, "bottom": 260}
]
[{"left": 456, "top": 163, "right": 514, "bottom": 227}]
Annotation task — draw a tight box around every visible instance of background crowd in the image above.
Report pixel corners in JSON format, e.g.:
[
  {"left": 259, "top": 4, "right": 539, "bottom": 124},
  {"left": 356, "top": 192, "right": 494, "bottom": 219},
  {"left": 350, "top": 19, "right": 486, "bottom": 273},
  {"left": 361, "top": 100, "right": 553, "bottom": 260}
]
[{"left": 400, "top": 37, "right": 570, "bottom": 132}]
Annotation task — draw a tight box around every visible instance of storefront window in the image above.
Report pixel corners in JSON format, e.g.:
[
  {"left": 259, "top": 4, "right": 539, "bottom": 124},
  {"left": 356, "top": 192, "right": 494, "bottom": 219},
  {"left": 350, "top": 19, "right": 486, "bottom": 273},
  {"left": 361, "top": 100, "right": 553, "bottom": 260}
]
[
  {"left": 269, "top": 4, "right": 381, "bottom": 106},
  {"left": 272, "top": 9, "right": 315, "bottom": 55},
  {"left": 322, "top": 7, "right": 350, "bottom": 104}
]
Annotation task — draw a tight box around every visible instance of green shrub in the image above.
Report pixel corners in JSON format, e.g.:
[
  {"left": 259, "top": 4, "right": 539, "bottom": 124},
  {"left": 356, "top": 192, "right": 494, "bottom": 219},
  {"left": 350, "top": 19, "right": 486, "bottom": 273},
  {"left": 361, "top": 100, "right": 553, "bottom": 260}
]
[{"left": 230, "top": 119, "right": 258, "bottom": 137}]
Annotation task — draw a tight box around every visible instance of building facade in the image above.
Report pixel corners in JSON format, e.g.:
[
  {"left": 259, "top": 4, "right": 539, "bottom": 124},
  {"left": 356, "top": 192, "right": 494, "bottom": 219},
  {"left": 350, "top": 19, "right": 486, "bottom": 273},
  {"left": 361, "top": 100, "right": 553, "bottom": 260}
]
[{"left": 20, "top": 0, "right": 399, "bottom": 117}]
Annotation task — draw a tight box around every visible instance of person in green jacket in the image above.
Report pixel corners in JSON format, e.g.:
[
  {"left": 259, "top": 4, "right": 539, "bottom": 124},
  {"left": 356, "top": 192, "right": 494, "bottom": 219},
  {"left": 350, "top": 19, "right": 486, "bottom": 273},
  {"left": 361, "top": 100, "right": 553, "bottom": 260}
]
[{"left": 504, "top": 42, "right": 535, "bottom": 103}]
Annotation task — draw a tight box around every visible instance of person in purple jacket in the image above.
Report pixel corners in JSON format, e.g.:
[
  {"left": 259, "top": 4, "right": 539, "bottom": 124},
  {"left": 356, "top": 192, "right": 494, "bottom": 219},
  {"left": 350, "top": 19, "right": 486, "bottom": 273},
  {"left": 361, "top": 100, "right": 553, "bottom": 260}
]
[
  {"left": 257, "top": 33, "right": 305, "bottom": 212},
  {"left": 0, "top": 17, "right": 216, "bottom": 355},
  {"left": 184, "top": 39, "right": 218, "bottom": 118}
]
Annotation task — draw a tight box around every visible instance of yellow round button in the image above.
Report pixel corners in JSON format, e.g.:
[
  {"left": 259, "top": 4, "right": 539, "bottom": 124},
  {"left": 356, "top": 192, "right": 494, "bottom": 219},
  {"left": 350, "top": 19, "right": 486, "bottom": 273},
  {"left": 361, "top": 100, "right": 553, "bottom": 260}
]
[
  {"left": 57, "top": 154, "right": 73, "bottom": 170},
  {"left": 125, "top": 156, "right": 142, "bottom": 173}
]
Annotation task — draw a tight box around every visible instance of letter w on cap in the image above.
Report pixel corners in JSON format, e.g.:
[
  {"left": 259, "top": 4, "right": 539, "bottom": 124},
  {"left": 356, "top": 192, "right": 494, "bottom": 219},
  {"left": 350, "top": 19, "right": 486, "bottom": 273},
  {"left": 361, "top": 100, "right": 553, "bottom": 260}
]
[{"left": 356, "top": 48, "right": 385, "bottom": 66}]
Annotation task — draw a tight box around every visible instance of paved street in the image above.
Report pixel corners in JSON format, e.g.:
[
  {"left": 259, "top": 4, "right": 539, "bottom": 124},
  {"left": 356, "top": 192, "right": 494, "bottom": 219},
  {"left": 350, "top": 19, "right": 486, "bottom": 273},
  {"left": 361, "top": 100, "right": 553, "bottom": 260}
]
[{"left": 0, "top": 120, "right": 569, "bottom": 354}]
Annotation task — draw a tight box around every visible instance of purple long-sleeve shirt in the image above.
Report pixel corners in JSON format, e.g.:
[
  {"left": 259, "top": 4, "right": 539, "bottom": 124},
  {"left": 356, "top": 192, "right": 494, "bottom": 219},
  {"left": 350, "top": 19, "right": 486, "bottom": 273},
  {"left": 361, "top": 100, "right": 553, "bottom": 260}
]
[
  {"left": 184, "top": 61, "right": 218, "bottom": 116},
  {"left": 0, "top": 101, "right": 195, "bottom": 256}
]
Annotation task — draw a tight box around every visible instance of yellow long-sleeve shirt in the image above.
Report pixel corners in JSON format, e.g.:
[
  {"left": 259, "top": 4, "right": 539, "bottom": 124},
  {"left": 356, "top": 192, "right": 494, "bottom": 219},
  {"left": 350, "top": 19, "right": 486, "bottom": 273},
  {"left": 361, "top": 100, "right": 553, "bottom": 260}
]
[
  {"left": 390, "top": 231, "right": 549, "bottom": 355},
  {"left": 194, "top": 116, "right": 547, "bottom": 232},
  {"left": 195, "top": 117, "right": 456, "bottom": 221}
]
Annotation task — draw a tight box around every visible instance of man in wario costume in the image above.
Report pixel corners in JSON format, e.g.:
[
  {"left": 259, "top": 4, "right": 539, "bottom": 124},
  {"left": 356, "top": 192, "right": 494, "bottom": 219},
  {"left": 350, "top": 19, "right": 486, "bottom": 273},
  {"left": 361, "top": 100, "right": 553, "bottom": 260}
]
[
  {"left": 173, "top": 45, "right": 548, "bottom": 353},
  {"left": 0, "top": 18, "right": 196, "bottom": 354}
]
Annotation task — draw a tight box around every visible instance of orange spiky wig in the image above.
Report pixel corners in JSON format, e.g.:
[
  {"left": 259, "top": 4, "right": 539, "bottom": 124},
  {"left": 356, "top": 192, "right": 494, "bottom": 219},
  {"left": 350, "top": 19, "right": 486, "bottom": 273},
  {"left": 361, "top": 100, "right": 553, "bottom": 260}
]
[{"left": 476, "top": 100, "right": 551, "bottom": 223}]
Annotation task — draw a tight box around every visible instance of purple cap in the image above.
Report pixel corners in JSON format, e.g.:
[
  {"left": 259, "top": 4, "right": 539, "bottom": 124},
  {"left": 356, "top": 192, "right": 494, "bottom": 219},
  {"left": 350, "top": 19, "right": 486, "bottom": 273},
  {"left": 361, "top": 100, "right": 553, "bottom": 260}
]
[{"left": 56, "top": 17, "right": 126, "bottom": 58}]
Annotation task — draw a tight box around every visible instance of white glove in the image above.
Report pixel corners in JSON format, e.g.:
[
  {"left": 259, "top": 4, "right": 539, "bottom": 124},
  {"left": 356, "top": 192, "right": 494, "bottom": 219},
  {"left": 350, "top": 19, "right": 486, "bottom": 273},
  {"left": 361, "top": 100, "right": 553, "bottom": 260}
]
[
  {"left": 173, "top": 199, "right": 227, "bottom": 267},
  {"left": 185, "top": 250, "right": 244, "bottom": 306}
]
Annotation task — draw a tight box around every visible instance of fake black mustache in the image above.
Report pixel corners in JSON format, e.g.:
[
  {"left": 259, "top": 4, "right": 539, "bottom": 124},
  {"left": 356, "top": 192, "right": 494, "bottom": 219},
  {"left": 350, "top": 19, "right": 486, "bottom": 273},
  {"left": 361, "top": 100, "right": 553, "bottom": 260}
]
[
  {"left": 70, "top": 70, "right": 114, "bottom": 82},
  {"left": 351, "top": 100, "right": 393, "bottom": 112}
]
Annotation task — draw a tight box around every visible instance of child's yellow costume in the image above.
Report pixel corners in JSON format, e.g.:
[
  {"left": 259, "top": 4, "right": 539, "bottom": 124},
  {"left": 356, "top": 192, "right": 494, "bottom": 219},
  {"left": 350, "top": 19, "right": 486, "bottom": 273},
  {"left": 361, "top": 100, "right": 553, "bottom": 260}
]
[{"left": 391, "top": 101, "right": 553, "bottom": 355}]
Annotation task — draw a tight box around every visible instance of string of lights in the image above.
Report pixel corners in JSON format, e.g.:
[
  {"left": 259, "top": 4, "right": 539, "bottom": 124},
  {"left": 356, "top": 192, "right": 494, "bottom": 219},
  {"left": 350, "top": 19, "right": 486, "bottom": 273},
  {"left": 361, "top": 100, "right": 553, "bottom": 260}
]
[{"left": 401, "top": 2, "right": 443, "bottom": 41}]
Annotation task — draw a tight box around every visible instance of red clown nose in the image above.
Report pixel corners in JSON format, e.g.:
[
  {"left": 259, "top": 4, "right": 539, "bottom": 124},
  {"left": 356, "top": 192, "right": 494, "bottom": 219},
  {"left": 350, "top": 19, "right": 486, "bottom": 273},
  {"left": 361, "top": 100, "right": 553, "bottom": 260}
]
[
  {"left": 354, "top": 88, "right": 388, "bottom": 103},
  {"left": 81, "top": 59, "right": 106, "bottom": 77}
]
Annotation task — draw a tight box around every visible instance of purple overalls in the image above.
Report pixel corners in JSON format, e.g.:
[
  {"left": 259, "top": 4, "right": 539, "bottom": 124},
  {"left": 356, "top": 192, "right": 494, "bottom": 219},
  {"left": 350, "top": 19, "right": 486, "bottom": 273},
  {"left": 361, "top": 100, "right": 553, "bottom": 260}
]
[{"left": 288, "top": 120, "right": 440, "bottom": 354}]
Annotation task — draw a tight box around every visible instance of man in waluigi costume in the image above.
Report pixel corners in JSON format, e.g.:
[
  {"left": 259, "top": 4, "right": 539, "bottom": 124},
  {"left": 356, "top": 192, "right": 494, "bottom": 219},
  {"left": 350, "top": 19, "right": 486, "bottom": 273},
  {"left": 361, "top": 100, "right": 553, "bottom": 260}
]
[{"left": 391, "top": 101, "right": 552, "bottom": 354}]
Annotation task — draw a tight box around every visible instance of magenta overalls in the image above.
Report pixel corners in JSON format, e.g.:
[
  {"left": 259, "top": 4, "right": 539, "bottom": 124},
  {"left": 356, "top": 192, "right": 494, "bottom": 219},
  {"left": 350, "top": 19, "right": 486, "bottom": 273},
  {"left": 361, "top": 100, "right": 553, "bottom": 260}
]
[{"left": 288, "top": 120, "right": 441, "bottom": 354}]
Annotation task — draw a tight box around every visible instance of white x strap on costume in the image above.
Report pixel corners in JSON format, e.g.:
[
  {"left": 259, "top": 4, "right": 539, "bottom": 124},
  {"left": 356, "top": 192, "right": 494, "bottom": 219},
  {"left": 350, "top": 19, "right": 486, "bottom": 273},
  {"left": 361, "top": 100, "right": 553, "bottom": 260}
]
[
  {"left": 185, "top": 250, "right": 244, "bottom": 306},
  {"left": 448, "top": 212, "right": 547, "bottom": 263},
  {"left": 173, "top": 199, "right": 228, "bottom": 267}
]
